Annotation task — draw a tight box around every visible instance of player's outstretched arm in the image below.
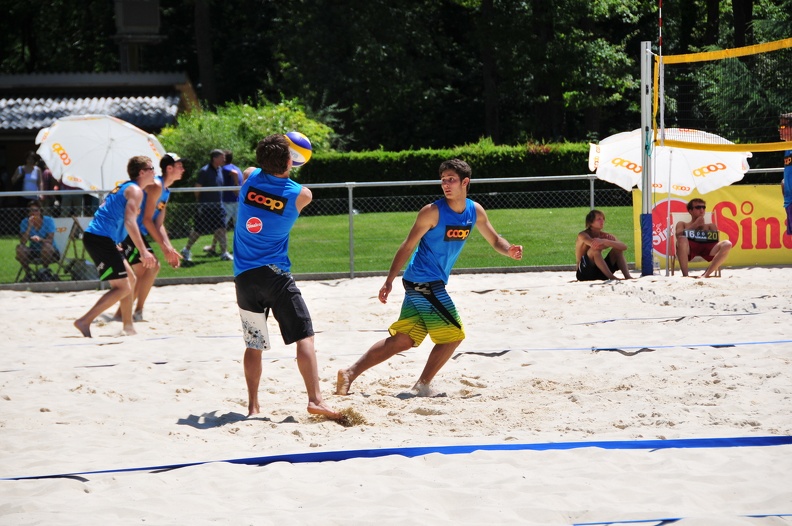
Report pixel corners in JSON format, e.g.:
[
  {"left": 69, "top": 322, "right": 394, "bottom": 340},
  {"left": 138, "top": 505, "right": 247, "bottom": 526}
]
[{"left": 473, "top": 203, "right": 522, "bottom": 260}]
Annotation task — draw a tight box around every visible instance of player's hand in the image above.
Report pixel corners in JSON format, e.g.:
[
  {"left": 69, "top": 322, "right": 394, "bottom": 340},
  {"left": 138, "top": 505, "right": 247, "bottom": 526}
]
[
  {"left": 508, "top": 244, "right": 523, "bottom": 260},
  {"left": 378, "top": 281, "right": 393, "bottom": 304},
  {"left": 141, "top": 250, "right": 157, "bottom": 269},
  {"left": 165, "top": 247, "right": 182, "bottom": 268}
]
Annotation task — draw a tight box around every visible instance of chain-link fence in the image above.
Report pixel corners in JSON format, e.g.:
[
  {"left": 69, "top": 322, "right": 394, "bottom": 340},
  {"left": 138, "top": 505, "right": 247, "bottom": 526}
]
[{"left": 0, "top": 174, "right": 639, "bottom": 289}]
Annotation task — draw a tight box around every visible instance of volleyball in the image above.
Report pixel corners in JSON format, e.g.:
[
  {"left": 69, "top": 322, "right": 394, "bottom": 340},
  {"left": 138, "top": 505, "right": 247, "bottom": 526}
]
[{"left": 285, "top": 131, "right": 312, "bottom": 167}]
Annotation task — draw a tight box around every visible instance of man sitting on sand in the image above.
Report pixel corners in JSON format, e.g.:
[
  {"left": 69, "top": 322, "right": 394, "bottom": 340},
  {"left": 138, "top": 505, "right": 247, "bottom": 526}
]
[
  {"left": 675, "top": 198, "right": 731, "bottom": 278},
  {"left": 575, "top": 209, "right": 632, "bottom": 281}
]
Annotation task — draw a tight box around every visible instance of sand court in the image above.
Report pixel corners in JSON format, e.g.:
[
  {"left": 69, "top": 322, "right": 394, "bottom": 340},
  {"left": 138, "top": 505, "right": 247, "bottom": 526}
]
[{"left": 1, "top": 269, "right": 791, "bottom": 524}]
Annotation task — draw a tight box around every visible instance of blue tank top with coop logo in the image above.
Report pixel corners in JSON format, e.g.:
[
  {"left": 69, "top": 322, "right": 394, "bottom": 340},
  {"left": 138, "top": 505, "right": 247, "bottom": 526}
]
[
  {"left": 403, "top": 198, "right": 477, "bottom": 284},
  {"left": 233, "top": 169, "right": 302, "bottom": 276}
]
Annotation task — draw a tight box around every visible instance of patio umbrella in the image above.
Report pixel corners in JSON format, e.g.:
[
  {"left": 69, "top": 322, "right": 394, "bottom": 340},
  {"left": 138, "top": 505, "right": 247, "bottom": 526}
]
[
  {"left": 588, "top": 128, "right": 751, "bottom": 195},
  {"left": 35, "top": 115, "right": 166, "bottom": 192}
]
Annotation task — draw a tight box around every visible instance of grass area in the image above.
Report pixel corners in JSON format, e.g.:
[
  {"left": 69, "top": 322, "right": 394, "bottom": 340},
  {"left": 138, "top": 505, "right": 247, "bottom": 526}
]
[{"left": 0, "top": 206, "right": 635, "bottom": 283}]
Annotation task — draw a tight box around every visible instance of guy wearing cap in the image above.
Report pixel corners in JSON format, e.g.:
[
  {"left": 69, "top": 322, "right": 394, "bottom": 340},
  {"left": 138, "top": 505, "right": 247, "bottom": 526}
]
[
  {"left": 181, "top": 149, "right": 233, "bottom": 262},
  {"left": 780, "top": 113, "right": 792, "bottom": 236},
  {"left": 115, "top": 152, "right": 185, "bottom": 322}
]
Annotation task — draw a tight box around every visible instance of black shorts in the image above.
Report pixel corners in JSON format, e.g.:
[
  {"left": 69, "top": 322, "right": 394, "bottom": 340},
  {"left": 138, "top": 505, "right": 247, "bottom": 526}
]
[
  {"left": 82, "top": 232, "right": 127, "bottom": 281},
  {"left": 235, "top": 265, "right": 313, "bottom": 345},
  {"left": 195, "top": 202, "right": 226, "bottom": 234},
  {"left": 576, "top": 252, "right": 618, "bottom": 281},
  {"left": 120, "top": 235, "right": 153, "bottom": 265}
]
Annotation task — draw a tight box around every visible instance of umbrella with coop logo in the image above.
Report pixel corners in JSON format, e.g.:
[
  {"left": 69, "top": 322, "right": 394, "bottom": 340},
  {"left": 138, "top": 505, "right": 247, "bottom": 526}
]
[
  {"left": 588, "top": 128, "right": 752, "bottom": 275},
  {"left": 588, "top": 128, "right": 751, "bottom": 196},
  {"left": 35, "top": 115, "right": 166, "bottom": 192}
]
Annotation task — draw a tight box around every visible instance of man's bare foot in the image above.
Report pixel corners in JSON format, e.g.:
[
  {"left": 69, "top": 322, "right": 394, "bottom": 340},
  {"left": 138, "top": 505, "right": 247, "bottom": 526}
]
[
  {"left": 247, "top": 403, "right": 260, "bottom": 417},
  {"left": 122, "top": 324, "right": 137, "bottom": 336},
  {"left": 308, "top": 401, "right": 342, "bottom": 420},
  {"left": 74, "top": 319, "right": 92, "bottom": 338},
  {"left": 336, "top": 369, "right": 352, "bottom": 395},
  {"left": 411, "top": 381, "right": 445, "bottom": 397}
]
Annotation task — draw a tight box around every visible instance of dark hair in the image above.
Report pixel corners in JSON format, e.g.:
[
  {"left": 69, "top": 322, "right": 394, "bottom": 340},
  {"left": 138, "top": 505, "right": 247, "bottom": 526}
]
[
  {"left": 687, "top": 198, "right": 706, "bottom": 211},
  {"left": 438, "top": 158, "right": 472, "bottom": 193},
  {"left": 223, "top": 149, "right": 234, "bottom": 164},
  {"left": 28, "top": 199, "right": 43, "bottom": 210},
  {"left": 585, "top": 209, "right": 604, "bottom": 228},
  {"left": 438, "top": 158, "right": 472, "bottom": 180},
  {"left": 127, "top": 156, "right": 152, "bottom": 180},
  {"left": 256, "top": 134, "right": 291, "bottom": 175}
]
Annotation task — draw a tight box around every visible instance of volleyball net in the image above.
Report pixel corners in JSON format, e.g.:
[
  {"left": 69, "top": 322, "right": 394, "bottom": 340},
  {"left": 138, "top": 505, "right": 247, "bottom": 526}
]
[{"left": 654, "top": 37, "right": 792, "bottom": 152}]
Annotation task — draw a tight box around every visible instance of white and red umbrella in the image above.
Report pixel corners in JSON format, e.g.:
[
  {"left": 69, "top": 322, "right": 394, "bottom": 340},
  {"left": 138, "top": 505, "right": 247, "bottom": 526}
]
[
  {"left": 589, "top": 128, "right": 751, "bottom": 196},
  {"left": 36, "top": 115, "right": 166, "bottom": 192}
]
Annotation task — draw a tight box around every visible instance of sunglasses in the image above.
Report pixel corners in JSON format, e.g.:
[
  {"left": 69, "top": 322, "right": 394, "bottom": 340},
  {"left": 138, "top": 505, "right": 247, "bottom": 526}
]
[{"left": 692, "top": 205, "right": 706, "bottom": 210}]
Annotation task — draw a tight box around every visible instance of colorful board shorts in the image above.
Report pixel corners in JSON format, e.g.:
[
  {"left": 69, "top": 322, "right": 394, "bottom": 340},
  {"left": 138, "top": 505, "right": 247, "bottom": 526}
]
[
  {"left": 235, "top": 264, "right": 314, "bottom": 350},
  {"left": 389, "top": 279, "right": 465, "bottom": 346}
]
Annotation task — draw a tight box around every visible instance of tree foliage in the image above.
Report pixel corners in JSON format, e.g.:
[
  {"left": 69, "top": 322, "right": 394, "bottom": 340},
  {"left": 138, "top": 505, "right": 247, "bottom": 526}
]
[
  {"left": 158, "top": 95, "right": 334, "bottom": 181},
  {"left": 0, "top": 0, "right": 786, "bottom": 152}
]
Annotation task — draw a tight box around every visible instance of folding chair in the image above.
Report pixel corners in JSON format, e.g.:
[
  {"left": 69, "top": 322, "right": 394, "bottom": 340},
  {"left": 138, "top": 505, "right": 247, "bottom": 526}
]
[
  {"left": 14, "top": 257, "right": 45, "bottom": 283},
  {"left": 14, "top": 217, "right": 71, "bottom": 282},
  {"left": 57, "top": 216, "right": 93, "bottom": 279},
  {"left": 668, "top": 211, "right": 722, "bottom": 277}
]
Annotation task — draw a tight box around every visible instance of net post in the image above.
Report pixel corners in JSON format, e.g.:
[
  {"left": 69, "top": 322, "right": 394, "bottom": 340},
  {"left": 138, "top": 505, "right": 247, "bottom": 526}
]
[{"left": 640, "top": 40, "right": 654, "bottom": 276}]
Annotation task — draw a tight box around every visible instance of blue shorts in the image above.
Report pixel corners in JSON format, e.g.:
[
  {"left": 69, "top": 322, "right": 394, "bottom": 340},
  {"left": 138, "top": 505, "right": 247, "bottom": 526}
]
[{"left": 786, "top": 202, "right": 792, "bottom": 236}]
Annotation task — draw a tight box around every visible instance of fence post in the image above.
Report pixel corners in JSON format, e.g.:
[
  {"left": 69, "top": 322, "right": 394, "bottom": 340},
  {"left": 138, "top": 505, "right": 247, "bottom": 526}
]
[{"left": 347, "top": 184, "right": 355, "bottom": 278}]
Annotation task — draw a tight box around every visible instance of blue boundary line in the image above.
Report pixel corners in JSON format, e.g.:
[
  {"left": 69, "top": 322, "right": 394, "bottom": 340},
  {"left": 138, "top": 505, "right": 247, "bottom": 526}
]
[
  {"left": 3, "top": 338, "right": 791, "bottom": 373},
  {"left": 3, "top": 435, "right": 791, "bottom": 481},
  {"left": 573, "top": 513, "right": 792, "bottom": 525}
]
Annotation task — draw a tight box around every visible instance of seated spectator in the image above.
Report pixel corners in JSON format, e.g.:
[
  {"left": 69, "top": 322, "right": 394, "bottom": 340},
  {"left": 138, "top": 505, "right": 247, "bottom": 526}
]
[
  {"left": 575, "top": 209, "right": 633, "bottom": 281},
  {"left": 17, "top": 200, "right": 60, "bottom": 275},
  {"left": 675, "top": 198, "right": 731, "bottom": 278}
]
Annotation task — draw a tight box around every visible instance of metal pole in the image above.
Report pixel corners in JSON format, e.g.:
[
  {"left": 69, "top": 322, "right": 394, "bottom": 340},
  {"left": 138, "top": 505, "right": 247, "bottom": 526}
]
[
  {"left": 348, "top": 184, "right": 355, "bottom": 278},
  {"left": 640, "top": 40, "right": 654, "bottom": 276}
]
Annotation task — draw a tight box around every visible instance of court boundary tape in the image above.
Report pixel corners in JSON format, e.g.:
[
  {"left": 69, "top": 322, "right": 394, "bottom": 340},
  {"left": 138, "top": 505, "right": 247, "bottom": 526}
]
[
  {"left": 2, "top": 435, "right": 790, "bottom": 481},
  {"left": 573, "top": 513, "right": 792, "bottom": 525},
  {"left": 3, "top": 337, "right": 792, "bottom": 373}
]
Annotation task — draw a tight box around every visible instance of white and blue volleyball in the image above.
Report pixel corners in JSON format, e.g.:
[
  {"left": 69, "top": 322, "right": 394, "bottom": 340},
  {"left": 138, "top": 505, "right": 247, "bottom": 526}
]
[{"left": 285, "top": 131, "right": 312, "bottom": 167}]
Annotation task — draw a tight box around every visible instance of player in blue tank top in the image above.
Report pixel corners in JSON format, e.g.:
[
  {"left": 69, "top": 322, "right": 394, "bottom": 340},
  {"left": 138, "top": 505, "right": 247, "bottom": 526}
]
[
  {"left": 75, "top": 156, "right": 157, "bottom": 338},
  {"left": 780, "top": 113, "right": 792, "bottom": 235},
  {"left": 233, "top": 133, "right": 340, "bottom": 420},
  {"left": 115, "top": 153, "right": 185, "bottom": 321},
  {"left": 337, "top": 159, "right": 523, "bottom": 398}
]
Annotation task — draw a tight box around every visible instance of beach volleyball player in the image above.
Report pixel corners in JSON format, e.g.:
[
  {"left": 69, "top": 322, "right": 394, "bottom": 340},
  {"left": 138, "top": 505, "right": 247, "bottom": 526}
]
[
  {"left": 336, "top": 158, "right": 523, "bottom": 397},
  {"left": 233, "top": 133, "right": 339, "bottom": 419}
]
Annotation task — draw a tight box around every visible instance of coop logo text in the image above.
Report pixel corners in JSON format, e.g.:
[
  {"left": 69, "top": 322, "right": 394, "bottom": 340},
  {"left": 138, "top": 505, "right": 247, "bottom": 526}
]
[
  {"left": 245, "top": 188, "right": 287, "bottom": 215},
  {"left": 444, "top": 226, "right": 471, "bottom": 241}
]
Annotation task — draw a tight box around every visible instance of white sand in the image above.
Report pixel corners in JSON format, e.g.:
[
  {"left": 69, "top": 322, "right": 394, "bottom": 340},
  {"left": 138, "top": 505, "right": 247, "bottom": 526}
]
[{"left": 1, "top": 269, "right": 791, "bottom": 525}]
